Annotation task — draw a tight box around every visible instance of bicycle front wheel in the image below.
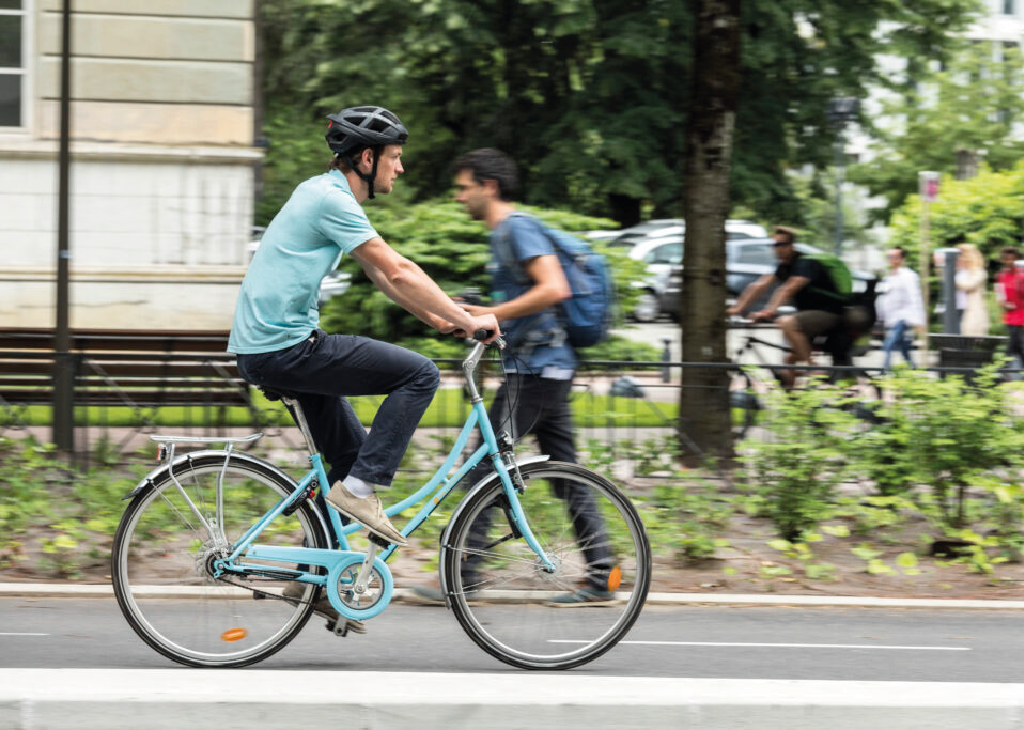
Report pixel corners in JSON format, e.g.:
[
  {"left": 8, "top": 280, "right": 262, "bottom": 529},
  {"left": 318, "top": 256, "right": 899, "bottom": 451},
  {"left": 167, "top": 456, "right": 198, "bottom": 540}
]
[
  {"left": 111, "top": 453, "right": 329, "bottom": 668},
  {"left": 443, "top": 462, "right": 651, "bottom": 670}
]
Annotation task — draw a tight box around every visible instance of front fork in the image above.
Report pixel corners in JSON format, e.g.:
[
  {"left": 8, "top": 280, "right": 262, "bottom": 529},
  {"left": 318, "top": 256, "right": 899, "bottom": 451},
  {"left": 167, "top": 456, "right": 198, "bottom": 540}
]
[{"left": 493, "top": 429, "right": 556, "bottom": 574}]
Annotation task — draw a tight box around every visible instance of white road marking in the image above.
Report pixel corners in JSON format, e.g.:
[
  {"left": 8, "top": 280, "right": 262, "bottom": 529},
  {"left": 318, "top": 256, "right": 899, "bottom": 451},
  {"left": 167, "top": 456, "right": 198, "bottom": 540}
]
[
  {"left": 549, "top": 639, "right": 970, "bottom": 651},
  {"left": 0, "top": 632, "right": 49, "bottom": 636}
]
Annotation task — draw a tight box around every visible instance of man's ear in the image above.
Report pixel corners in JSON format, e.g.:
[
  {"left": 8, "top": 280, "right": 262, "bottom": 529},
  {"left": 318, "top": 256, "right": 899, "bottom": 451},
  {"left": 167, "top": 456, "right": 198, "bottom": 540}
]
[
  {"left": 483, "top": 178, "right": 501, "bottom": 198},
  {"left": 360, "top": 148, "right": 374, "bottom": 171}
]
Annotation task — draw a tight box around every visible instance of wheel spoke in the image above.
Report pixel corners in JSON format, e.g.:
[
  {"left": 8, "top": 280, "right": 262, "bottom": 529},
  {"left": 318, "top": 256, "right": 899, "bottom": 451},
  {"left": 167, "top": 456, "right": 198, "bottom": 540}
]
[
  {"left": 112, "top": 456, "right": 324, "bottom": 668},
  {"left": 442, "top": 464, "right": 651, "bottom": 670}
]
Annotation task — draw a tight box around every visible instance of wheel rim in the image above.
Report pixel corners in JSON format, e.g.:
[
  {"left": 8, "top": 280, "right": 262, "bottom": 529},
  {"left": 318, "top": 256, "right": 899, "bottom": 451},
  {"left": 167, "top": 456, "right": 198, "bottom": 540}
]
[
  {"left": 114, "top": 460, "right": 321, "bottom": 666},
  {"left": 445, "top": 466, "right": 650, "bottom": 667}
]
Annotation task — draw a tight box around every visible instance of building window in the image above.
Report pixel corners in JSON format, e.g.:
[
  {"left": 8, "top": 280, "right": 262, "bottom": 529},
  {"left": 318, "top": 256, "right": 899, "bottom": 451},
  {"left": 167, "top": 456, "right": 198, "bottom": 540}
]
[
  {"left": 1004, "top": 0, "right": 1017, "bottom": 16},
  {"left": 0, "top": 0, "right": 26, "bottom": 128}
]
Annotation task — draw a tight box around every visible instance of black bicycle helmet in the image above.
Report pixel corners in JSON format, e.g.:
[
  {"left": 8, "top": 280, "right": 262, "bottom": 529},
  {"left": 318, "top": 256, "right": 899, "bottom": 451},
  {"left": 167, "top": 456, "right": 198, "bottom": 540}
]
[{"left": 325, "top": 106, "right": 408, "bottom": 199}]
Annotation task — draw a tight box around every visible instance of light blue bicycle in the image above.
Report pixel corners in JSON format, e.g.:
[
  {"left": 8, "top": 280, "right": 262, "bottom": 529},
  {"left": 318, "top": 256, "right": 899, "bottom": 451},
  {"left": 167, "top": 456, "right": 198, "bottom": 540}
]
[{"left": 112, "top": 337, "right": 651, "bottom": 670}]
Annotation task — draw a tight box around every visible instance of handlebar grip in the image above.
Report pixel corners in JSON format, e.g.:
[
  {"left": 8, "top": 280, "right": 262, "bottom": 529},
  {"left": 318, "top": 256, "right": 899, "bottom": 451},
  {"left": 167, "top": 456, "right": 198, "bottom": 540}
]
[{"left": 473, "top": 329, "right": 495, "bottom": 341}]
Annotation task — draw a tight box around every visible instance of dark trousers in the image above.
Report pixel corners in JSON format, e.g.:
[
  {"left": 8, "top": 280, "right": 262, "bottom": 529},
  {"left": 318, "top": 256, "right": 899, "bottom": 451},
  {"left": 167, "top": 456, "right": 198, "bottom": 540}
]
[
  {"left": 461, "top": 375, "right": 614, "bottom": 590},
  {"left": 236, "top": 331, "right": 439, "bottom": 488},
  {"left": 1008, "top": 325, "right": 1024, "bottom": 368}
]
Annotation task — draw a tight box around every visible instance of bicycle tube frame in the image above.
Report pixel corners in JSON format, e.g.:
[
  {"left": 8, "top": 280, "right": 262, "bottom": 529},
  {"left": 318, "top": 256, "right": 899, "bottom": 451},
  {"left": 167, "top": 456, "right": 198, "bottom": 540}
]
[{"left": 225, "top": 396, "right": 554, "bottom": 571}]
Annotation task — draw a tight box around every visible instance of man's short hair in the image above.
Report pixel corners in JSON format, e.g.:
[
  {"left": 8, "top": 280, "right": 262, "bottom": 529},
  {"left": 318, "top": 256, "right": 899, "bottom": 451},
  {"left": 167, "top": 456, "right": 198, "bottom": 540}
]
[
  {"left": 773, "top": 226, "right": 797, "bottom": 245},
  {"left": 453, "top": 148, "right": 517, "bottom": 201},
  {"left": 1002, "top": 246, "right": 1020, "bottom": 259}
]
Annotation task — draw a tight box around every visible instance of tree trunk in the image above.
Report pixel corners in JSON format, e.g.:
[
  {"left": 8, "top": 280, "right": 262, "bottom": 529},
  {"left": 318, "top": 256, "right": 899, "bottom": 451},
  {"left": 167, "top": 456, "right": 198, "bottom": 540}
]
[{"left": 679, "top": 0, "right": 741, "bottom": 464}]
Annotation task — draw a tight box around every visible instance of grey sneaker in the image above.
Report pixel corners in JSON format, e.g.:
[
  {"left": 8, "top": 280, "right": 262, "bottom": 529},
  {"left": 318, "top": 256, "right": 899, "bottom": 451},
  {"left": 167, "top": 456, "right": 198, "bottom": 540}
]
[
  {"left": 281, "top": 582, "right": 367, "bottom": 635},
  {"left": 325, "top": 483, "right": 408, "bottom": 546},
  {"left": 545, "top": 585, "right": 618, "bottom": 607}
]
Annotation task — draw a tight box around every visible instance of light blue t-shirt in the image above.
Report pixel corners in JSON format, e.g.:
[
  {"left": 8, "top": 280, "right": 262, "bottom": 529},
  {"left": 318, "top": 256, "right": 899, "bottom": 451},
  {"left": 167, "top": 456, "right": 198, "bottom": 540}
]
[{"left": 228, "top": 171, "right": 377, "bottom": 354}]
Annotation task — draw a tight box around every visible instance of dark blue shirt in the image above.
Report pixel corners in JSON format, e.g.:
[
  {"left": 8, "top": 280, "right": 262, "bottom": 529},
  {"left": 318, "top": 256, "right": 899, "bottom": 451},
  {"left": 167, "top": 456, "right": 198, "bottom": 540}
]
[{"left": 489, "top": 214, "right": 578, "bottom": 374}]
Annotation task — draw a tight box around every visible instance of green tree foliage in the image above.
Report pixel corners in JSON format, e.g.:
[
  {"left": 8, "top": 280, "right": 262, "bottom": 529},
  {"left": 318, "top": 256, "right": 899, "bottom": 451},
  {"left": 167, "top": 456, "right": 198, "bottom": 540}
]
[
  {"left": 887, "top": 163, "right": 1024, "bottom": 263},
  {"left": 256, "top": 0, "right": 977, "bottom": 228},
  {"left": 851, "top": 43, "right": 1024, "bottom": 222}
]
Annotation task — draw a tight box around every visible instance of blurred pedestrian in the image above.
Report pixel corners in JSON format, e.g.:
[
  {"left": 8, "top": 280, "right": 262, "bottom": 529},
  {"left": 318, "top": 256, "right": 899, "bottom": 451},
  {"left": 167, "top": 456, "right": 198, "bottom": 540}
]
[
  {"left": 877, "top": 246, "right": 924, "bottom": 370},
  {"left": 996, "top": 246, "right": 1024, "bottom": 370},
  {"left": 410, "top": 147, "right": 617, "bottom": 607},
  {"left": 956, "top": 243, "right": 989, "bottom": 336}
]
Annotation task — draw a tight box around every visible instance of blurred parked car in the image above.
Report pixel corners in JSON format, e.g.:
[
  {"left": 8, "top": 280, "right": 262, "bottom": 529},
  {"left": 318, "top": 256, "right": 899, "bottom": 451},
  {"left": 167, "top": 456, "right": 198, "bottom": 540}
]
[
  {"left": 247, "top": 229, "right": 351, "bottom": 307},
  {"left": 610, "top": 219, "right": 766, "bottom": 249},
  {"left": 629, "top": 236, "right": 872, "bottom": 322}
]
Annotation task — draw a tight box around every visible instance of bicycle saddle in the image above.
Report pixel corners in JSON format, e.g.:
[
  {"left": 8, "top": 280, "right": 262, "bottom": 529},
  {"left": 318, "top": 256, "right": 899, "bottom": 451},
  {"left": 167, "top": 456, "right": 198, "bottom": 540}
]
[{"left": 259, "top": 386, "right": 301, "bottom": 402}]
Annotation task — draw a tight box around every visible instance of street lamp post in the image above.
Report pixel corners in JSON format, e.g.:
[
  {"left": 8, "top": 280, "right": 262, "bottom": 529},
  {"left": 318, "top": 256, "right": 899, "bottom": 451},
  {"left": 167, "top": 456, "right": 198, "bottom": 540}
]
[{"left": 826, "top": 97, "right": 859, "bottom": 256}]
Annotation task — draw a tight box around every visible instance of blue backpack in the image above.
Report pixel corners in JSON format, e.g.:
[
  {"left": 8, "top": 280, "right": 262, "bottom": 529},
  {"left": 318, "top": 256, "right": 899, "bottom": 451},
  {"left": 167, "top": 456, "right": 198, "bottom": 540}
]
[{"left": 495, "top": 213, "right": 613, "bottom": 349}]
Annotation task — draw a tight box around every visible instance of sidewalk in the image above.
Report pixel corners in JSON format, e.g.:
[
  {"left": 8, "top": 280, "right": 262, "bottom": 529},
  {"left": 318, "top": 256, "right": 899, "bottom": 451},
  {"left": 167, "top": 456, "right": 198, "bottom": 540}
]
[{"left": 3, "top": 668, "right": 1024, "bottom": 729}]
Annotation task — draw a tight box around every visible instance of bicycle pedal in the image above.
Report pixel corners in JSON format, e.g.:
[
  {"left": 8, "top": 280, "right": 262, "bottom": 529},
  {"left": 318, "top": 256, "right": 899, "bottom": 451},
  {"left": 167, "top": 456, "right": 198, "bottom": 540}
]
[
  {"left": 326, "top": 618, "right": 349, "bottom": 638},
  {"left": 367, "top": 533, "right": 392, "bottom": 549}
]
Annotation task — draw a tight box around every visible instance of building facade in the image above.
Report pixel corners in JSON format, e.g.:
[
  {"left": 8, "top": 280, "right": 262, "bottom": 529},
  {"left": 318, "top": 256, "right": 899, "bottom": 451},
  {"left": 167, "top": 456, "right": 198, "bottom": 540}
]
[{"left": 0, "top": 0, "right": 259, "bottom": 330}]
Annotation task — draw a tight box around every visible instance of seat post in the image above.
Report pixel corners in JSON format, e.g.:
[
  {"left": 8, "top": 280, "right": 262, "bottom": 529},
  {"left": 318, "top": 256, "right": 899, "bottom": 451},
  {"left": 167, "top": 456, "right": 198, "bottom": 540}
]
[{"left": 282, "top": 396, "right": 318, "bottom": 456}]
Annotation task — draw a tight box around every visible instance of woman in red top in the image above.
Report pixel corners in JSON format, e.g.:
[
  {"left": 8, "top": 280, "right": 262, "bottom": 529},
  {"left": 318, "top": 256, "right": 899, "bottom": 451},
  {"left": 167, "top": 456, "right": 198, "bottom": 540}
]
[{"left": 997, "top": 247, "right": 1024, "bottom": 369}]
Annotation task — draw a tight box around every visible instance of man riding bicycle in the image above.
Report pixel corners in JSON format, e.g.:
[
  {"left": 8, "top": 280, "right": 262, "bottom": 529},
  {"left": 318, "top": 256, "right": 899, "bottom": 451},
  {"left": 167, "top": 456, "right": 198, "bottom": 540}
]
[
  {"left": 228, "top": 106, "right": 498, "bottom": 552},
  {"left": 727, "top": 226, "right": 845, "bottom": 388}
]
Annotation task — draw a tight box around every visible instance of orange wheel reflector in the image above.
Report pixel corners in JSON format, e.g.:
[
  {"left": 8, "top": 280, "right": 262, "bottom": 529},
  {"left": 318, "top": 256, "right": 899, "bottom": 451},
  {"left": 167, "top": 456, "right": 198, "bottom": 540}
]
[
  {"left": 220, "top": 628, "right": 248, "bottom": 642},
  {"left": 607, "top": 565, "right": 622, "bottom": 592}
]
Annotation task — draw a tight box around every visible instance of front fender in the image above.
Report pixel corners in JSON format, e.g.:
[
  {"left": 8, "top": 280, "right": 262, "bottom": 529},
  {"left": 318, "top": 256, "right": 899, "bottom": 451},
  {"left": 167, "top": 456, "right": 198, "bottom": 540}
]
[{"left": 437, "top": 454, "right": 550, "bottom": 606}]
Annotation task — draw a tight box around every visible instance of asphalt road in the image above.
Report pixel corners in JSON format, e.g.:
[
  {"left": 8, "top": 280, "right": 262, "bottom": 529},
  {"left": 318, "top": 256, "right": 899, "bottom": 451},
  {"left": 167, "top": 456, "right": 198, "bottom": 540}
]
[{"left": 4, "top": 598, "right": 1023, "bottom": 682}]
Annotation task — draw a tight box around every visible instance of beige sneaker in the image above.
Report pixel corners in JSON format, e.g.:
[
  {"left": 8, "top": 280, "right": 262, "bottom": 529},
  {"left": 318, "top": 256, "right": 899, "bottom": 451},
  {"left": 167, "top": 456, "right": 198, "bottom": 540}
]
[
  {"left": 325, "top": 482, "right": 408, "bottom": 546},
  {"left": 281, "top": 582, "right": 367, "bottom": 635}
]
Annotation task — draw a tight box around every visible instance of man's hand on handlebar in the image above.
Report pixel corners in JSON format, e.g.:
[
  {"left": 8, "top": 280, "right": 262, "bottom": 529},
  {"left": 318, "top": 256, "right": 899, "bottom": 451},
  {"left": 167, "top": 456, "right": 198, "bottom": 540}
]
[
  {"left": 750, "top": 309, "right": 777, "bottom": 323},
  {"left": 452, "top": 312, "right": 501, "bottom": 344}
]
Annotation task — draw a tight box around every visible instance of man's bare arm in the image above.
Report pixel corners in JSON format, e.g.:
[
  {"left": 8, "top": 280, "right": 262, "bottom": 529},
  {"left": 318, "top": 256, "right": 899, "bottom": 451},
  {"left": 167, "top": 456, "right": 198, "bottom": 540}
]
[
  {"left": 351, "top": 236, "right": 498, "bottom": 338},
  {"left": 729, "top": 274, "right": 776, "bottom": 315}
]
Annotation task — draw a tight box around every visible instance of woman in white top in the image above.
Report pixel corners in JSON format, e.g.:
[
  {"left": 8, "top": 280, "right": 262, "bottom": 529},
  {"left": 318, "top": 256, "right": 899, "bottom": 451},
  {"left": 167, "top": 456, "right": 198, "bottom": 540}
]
[
  {"left": 878, "top": 246, "right": 925, "bottom": 370},
  {"left": 956, "top": 243, "right": 989, "bottom": 337}
]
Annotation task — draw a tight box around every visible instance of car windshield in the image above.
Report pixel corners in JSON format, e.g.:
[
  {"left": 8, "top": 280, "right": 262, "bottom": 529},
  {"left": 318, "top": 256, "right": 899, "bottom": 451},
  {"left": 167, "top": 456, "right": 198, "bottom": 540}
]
[
  {"left": 732, "top": 243, "right": 775, "bottom": 266},
  {"left": 642, "top": 241, "right": 683, "bottom": 265}
]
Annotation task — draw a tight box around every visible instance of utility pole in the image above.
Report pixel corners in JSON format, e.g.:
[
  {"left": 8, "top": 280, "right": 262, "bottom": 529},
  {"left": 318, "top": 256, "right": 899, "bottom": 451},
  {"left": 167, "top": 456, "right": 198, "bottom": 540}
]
[
  {"left": 918, "top": 171, "right": 941, "bottom": 358},
  {"left": 52, "top": 0, "right": 74, "bottom": 453},
  {"left": 826, "top": 97, "right": 859, "bottom": 256}
]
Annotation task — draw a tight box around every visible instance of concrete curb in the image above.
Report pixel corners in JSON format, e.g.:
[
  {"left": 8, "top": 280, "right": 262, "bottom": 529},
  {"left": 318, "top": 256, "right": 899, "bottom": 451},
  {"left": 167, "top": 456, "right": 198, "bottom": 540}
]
[
  {"left": 3, "top": 669, "right": 1024, "bottom": 730},
  {"left": 4, "top": 583, "right": 1024, "bottom": 609}
]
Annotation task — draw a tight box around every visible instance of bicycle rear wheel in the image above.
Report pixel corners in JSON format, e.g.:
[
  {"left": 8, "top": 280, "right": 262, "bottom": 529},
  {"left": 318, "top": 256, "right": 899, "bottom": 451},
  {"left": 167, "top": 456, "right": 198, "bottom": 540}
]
[
  {"left": 442, "top": 462, "right": 651, "bottom": 670},
  {"left": 111, "top": 453, "right": 328, "bottom": 668}
]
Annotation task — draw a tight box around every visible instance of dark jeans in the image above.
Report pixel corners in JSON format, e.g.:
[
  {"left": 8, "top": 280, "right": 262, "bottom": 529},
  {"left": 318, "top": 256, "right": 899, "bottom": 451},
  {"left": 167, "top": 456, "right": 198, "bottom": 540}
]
[
  {"left": 882, "top": 320, "right": 915, "bottom": 371},
  {"left": 461, "top": 375, "right": 614, "bottom": 591},
  {"left": 1008, "top": 325, "right": 1024, "bottom": 368},
  {"left": 236, "top": 330, "right": 439, "bottom": 488}
]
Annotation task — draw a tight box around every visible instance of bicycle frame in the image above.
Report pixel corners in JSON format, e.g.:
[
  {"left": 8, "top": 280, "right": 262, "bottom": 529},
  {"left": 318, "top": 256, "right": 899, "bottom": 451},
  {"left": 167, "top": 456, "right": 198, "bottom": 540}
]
[{"left": 203, "top": 340, "right": 555, "bottom": 620}]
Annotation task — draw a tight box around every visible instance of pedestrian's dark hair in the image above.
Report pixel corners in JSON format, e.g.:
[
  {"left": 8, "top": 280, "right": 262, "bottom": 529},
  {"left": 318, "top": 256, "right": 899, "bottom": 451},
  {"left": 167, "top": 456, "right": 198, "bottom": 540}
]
[
  {"left": 1002, "top": 246, "right": 1020, "bottom": 259},
  {"left": 453, "top": 148, "right": 517, "bottom": 201},
  {"left": 773, "top": 226, "right": 797, "bottom": 245},
  {"left": 893, "top": 246, "right": 907, "bottom": 258}
]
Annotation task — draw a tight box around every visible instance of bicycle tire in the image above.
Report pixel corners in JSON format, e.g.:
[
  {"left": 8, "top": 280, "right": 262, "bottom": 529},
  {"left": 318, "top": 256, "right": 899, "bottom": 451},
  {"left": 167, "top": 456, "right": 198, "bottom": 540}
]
[
  {"left": 111, "top": 452, "right": 329, "bottom": 668},
  {"left": 730, "top": 370, "right": 759, "bottom": 439},
  {"left": 442, "top": 461, "right": 651, "bottom": 670}
]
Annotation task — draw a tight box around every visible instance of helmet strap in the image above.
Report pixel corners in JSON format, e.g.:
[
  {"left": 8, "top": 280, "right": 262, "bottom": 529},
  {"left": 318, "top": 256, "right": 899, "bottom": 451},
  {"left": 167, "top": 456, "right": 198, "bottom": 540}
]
[{"left": 342, "top": 147, "right": 381, "bottom": 200}]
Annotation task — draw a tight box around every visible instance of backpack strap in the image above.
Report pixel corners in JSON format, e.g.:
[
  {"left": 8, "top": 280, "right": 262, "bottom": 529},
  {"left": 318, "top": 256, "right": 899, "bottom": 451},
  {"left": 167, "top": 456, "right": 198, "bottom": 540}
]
[{"left": 492, "top": 213, "right": 566, "bottom": 352}]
